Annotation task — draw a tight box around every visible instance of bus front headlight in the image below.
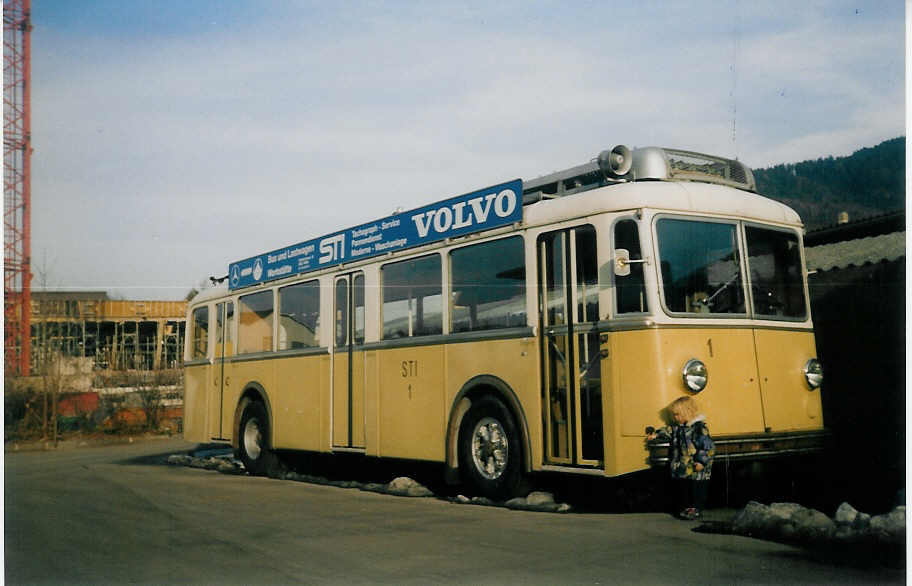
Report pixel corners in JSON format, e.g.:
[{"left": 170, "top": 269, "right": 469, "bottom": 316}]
[
  {"left": 682, "top": 359, "right": 708, "bottom": 393},
  {"left": 803, "top": 359, "right": 823, "bottom": 389}
]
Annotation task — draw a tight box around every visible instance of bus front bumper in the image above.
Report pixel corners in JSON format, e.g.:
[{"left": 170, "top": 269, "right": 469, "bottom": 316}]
[{"left": 646, "top": 429, "right": 830, "bottom": 465}]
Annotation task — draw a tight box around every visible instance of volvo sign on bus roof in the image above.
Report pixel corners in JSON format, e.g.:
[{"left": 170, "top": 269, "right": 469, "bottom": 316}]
[{"left": 229, "top": 179, "right": 523, "bottom": 290}]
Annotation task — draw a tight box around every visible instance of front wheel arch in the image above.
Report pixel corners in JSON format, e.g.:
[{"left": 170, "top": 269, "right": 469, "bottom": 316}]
[
  {"left": 446, "top": 376, "right": 532, "bottom": 479},
  {"left": 235, "top": 399, "right": 284, "bottom": 478},
  {"left": 232, "top": 382, "right": 274, "bottom": 452}
]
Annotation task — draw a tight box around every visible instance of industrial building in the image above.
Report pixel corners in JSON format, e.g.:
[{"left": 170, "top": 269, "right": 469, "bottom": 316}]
[{"left": 29, "top": 291, "right": 187, "bottom": 373}]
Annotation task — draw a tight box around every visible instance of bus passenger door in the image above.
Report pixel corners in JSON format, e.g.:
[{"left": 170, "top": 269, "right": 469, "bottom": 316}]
[
  {"left": 333, "top": 273, "right": 366, "bottom": 449},
  {"left": 209, "top": 301, "right": 234, "bottom": 441},
  {"left": 538, "top": 226, "right": 604, "bottom": 467}
]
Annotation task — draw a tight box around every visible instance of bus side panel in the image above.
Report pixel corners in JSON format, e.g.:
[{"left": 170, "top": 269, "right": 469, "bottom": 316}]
[
  {"left": 183, "top": 364, "right": 210, "bottom": 443},
  {"left": 230, "top": 359, "right": 276, "bottom": 443},
  {"left": 445, "top": 337, "right": 541, "bottom": 468},
  {"left": 332, "top": 352, "right": 350, "bottom": 448},
  {"left": 605, "top": 330, "right": 656, "bottom": 476},
  {"left": 272, "top": 354, "right": 324, "bottom": 451},
  {"left": 365, "top": 350, "right": 379, "bottom": 457},
  {"left": 753, "top": 329, "right": 824, "bottom": 431},
  {"left": 377, "top": 345, "right": 445, "bottom": 461},
  {"left": 319, "top": 355, "right": 330, "bottom": 451}
]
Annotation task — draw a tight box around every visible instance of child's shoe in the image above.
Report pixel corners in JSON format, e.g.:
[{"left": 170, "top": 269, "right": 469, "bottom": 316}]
[{"left": 678, "top": 507, "right": 701, "bottom": 520}]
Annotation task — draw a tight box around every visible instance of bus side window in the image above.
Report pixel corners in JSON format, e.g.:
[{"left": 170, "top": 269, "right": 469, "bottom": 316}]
[
  {"left": 614, "top": 219, "right": 648, "bottom": 314},
  {"left": 238, "top": 290, "right": 274, "bottom": 354},
  {"left": 225, "top": 302, "right": 234, "bottom": 355},
  {"left": 353, "top": 274, "right": 365, "bottom": 345},
  {"left": 450, "top": 236, "right": 526, "bottom": 333},
  {"left": 382, "top": 254, "right": 442, "bottom": 339},
  {"left": 191, "top": 306, "right": 209, "bottom": 359},
  {"left": 279, "top": 280, "right": 320, "bottom": 350},
  {"left": 575, "top": 226, "right": 598, "bottom": 323}
]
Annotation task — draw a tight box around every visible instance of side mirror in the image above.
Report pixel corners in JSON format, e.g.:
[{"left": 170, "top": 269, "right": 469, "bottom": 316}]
[
  {"left": 614, "top": 249, "right": 631, "bottom": 276},
  {"left": 614, "top": 248, "right": 646, "bottom": 277}
]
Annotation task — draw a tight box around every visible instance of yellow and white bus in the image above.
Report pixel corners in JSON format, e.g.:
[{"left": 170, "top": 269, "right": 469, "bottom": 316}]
[{"left": 183, "top": 145, "right": 826, "bottom": 499}]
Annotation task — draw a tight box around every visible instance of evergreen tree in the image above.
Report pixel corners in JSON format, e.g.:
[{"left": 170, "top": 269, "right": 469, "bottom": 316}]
[{"left": 753, "top": 137, "right": 904, "bottom": 230}]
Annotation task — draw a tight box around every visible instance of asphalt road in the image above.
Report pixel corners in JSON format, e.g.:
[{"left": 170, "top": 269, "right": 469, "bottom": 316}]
[{"left": 5, "top": 438, "right": 904, "bottom": 585}]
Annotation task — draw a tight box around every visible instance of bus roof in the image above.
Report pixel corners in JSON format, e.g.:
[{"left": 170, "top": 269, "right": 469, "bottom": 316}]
[
  {"left": 523, "top": 180, "right": 802, "bottom": 228},
  {"left": 188, "top": 284, "right": 229, "bottom": 307}
]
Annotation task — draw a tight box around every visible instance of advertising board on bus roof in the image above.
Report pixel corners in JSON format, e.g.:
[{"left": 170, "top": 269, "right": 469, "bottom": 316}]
[{"left": 228, "top": 178, "right": 523, "bottom": 291}]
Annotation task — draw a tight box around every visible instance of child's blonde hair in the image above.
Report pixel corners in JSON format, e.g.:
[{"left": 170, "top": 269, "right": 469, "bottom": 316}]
[{"left": 669, "top": 396, "right": 700, "bottom": 421}]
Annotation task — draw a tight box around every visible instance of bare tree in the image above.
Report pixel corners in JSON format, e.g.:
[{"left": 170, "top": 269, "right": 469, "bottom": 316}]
[
  {"left": 134, "top": 371, "right": 164, "bottom": 431},
  {"left": 50, "top": 354, "right": 61, "bottom": 446}
]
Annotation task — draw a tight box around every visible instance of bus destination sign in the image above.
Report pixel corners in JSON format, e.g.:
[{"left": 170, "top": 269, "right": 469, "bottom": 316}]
[{"left": 228, "top": 178, "right": 523, "bottom": 291}]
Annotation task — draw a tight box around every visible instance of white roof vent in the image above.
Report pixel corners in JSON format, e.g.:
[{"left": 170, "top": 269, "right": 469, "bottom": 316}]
[{"left": 631, "top": 147, "right": 756, "bottom": 192}]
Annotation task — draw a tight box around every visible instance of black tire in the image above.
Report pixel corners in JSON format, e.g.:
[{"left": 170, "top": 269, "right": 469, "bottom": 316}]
[
  {"left": 458, "top": 396, "right": 524, "bottom": 500},
  {"left": 237, "top": 401, "right": 283, "bottom": 477}
]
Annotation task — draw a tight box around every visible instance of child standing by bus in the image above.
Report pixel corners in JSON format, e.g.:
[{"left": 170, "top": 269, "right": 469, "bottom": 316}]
[{"left": 647, "top": 396, "right": 715, "bottom": 520}]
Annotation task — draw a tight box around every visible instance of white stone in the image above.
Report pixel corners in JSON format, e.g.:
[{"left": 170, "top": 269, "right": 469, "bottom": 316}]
[
  {"left": 732, "top": 500, "right": 905, "bottom": 548},
  {"left": 526, "top": 492, "right": 555, "bottom": 506},
  {"left": 386, "top": 476, "right": 433, "bottom": 497},
  {"left": 868, "top": 507, "right": 905, "bottom": 544},
  {"left": 733, "top": 501, "right": 835, "bottom": 541},
  {"left": 769, "top": 502, "right": 803, "bottom": 521},
  {"left": 409, "top": 485, "right": 433, "bottom": 497},
  {"left": 732, "top": 501, "right": 770, "bottom": 534},
  {"left": 851, "top": 511, "right": 871, "bottom": 531},
  {"left": 387, "top": 477, "right": 415, "bottom": 491},
  {"left": 791, "top": 507, "right": 835, "bottom": 540},
  {"left": 834, "top": 502, "right": 859, "bottom": 525}
]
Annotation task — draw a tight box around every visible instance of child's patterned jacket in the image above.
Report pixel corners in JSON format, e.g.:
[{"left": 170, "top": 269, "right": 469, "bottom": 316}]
[{"left": 654, "top": 415, "right": 715, "bottom": 481}]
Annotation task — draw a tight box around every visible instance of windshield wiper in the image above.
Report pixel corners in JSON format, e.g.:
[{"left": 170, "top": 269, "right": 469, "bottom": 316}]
[{"left": 698, "top": 270, "right": 741, "bottom": 308}]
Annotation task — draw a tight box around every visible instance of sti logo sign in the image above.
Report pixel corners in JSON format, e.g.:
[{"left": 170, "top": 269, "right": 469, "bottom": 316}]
[{"left": 228, "top": 179, "right": 522, "bottom": 290}]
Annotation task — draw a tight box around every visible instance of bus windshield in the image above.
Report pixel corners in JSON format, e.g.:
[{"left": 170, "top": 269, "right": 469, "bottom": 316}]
[
  {"left": 744, "top": 225, "right": 807, "bottom": 319},
  {"left": 657, "top": 218, "right": 746, "bottom": 315},
  {"left": 657, "top": 218, "right": 807, "bottom": 319}
]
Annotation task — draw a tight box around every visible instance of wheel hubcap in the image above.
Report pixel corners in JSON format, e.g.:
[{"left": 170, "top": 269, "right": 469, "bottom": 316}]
[
  {"left": 471, "top": 416, "right": 508, "bottom": 480},
  {"left": 243, "top": 418, "right": 262, "bottom": 460}
]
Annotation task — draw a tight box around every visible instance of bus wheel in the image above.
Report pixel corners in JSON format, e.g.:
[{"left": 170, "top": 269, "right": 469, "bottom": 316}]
[
  {"left": 458, "top": 396, "right": 523, "bottom": 500},
  {"left": 238, "top": 402, "right": 282, "bottom": 477}
]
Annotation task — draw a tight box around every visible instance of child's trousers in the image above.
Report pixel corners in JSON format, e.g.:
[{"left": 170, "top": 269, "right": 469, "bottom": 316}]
[{"left": 673, "top": 478, "right": 709, "bottom": 511}]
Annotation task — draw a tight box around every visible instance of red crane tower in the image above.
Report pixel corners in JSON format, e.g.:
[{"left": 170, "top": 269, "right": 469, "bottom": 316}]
[{"left": 4, "top": 0, "right": 32, "bottom": 376}]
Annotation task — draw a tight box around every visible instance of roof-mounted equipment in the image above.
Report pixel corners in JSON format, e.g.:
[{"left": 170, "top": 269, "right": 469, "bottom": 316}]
[
  {"left": 523, "top": 145, "right": 756, "bottom": 204},
  {"left": 597, "top": 144, "right": 633, "bottom": 177}
]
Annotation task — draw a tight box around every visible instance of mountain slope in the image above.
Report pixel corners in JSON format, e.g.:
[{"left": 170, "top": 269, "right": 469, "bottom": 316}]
[{"left": 752, "top": 137, "right": 904, "bottom": 231}]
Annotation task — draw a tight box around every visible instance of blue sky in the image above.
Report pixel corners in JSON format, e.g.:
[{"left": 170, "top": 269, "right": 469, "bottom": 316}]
[{"left": 30, "top": 1, "right": 905, "bottom": 299}]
